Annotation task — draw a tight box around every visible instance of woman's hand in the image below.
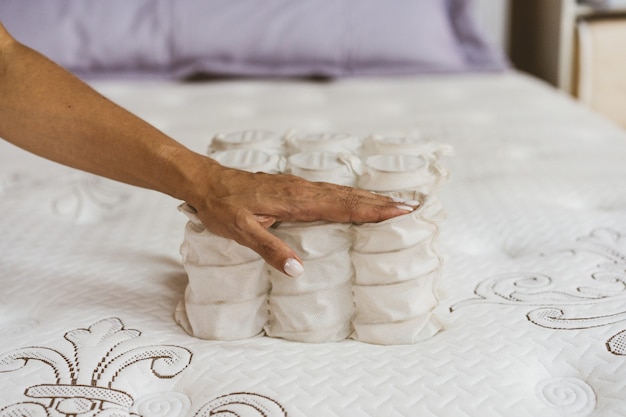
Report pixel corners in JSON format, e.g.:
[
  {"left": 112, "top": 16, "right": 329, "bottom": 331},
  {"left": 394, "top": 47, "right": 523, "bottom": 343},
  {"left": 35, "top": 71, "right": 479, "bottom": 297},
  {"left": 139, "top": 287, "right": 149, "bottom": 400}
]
[{"left": 177, "top": 156, "right": 417, "bottom": 277}]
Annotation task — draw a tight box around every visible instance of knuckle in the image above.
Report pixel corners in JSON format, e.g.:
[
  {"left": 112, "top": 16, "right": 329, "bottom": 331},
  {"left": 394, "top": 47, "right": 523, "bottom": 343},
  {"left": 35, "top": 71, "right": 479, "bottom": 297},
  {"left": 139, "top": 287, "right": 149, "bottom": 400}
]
[{"left": 339, "top": 188, "right": 361, "bottom": 210}]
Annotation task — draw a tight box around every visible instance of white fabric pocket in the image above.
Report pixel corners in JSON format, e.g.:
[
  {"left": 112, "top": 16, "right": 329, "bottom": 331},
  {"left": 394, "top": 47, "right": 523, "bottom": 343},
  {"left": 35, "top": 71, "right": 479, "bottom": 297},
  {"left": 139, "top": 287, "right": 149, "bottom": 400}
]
[
  {"left": 183, "top": 259, "right": 269, "bottom": 303},
  {"left": 210, "top": 149, "right": 286, "bottom": 174},
  {"left": 271, "top": 221, "right": 352, "bottom": 260},
  {"left": 182, "top": 291, "right": 268, "bottom": 341},
  {"left": 352, "top": 270, "right": 439, "bottom": 323},
  {"left": 351, "top": 241, "right": 441, "bottom": 285},
  {"left": 351, "top": 314, "right": 442, "bottom": 345},
  {"left": 287, "top": 151, "right": 360, "bottom": 186},
  {"left": 286, "top": 132, "right": 362, "bottom": 155},
  {"left": 209, "top": 130, "right": 284, "bottom": 154},
  {"left": 181, "top": 224, "right": 261, "bottom": 265},
  {"left": 363, "top": 134, "right": 433, "bottom": 156},
  {"left": 268, "top": 252, "right": 352, "bottom": 295},
  {"left": 179, "top": 259, "right": 269, "bottom": 340},
  {"left": 266, "top": 320, "right": 353, "bottom": 344},
  {"left": 357, "top": 154, "right": 430, "bottom": 192},
  {"left": 352, "top": 195, "right": 442, "bottom": 253},
  {"left": 266, "top": 283, "right": 353, "bottom": 342},
  {"left": 362, "top": 133, "right": 453, "bottom": 159}
]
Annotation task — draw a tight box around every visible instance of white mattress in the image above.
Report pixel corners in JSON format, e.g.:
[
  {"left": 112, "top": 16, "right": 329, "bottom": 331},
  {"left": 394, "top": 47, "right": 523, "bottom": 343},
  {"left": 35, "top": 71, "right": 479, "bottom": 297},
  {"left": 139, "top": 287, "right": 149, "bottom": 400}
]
[{"left": 2, "top": 71, "right": 626, "bottom": 417}]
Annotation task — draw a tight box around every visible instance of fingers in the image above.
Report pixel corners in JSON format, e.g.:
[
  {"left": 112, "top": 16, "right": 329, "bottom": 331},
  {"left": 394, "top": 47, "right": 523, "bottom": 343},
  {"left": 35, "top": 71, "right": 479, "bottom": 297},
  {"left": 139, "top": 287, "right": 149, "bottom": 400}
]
[
  {"left": 232, "top": 212, "right": 304, "bottom": 278},
  {"left": 326, "top": 185, "right": 419, "bottom": 223},
  {"left": 238, "top": 178, "right": 419, "bottom": 224},
  {"left": 197, "top": 200, "right": 304, "bottom": 278},
  {"left": 204, "top": 168, "right": 419, "bottom": 226}
]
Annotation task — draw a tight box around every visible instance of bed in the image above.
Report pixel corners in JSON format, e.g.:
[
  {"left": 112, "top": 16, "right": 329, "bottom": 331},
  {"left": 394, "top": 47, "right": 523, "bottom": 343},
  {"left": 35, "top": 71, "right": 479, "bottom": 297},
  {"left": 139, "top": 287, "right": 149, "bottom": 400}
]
[{"left": 2, "top": 2, "right": 626, "bottom": 417}]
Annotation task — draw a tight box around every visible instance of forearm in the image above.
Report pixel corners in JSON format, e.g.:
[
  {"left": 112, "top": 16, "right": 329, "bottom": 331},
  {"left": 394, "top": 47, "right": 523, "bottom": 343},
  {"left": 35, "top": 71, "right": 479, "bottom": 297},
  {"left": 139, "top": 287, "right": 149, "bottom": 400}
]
[{"left": 0, "top": 24, "right": 210, "bottom": 203}]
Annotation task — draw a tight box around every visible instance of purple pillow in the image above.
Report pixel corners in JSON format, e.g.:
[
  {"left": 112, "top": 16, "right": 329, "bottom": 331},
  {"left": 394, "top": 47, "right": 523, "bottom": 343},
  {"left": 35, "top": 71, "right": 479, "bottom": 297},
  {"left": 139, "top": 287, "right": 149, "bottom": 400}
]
[
  {"left": 1, "top": 0, "right": 172, "bottom": 78},
  {"left": 0, "top": 0, "right": 507, "bottom": 79},
  {"left": 447, "top": 0, "right": 508, "bottom": 71}
]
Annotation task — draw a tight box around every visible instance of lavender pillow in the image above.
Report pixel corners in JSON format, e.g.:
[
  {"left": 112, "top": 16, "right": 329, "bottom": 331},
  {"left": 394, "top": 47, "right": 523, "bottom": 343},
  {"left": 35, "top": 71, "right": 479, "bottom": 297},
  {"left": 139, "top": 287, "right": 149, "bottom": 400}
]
[
  {"left": 1, "top": 0, "right": 172, "bottom": 78},
  {"left": 0, "top": 0, "right": 507, "bottom": 79},
  {"left": 447, "top": 0, "right": 508, "bottom": 71}
]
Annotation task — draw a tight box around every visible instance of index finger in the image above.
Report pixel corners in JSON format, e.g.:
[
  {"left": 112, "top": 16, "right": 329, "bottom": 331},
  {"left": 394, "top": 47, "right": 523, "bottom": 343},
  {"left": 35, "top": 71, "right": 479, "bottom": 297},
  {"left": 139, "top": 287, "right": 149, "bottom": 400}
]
[{"left": 278, "top": 182, "right": 418, "bottom": 224}]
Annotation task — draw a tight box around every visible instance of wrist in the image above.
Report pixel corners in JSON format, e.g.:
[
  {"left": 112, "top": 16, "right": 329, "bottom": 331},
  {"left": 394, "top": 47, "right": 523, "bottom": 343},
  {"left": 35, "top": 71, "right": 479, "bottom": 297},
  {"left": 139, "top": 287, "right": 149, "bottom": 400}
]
[{"left": 154, "top": 144, "right": 221, "bottom": 207}]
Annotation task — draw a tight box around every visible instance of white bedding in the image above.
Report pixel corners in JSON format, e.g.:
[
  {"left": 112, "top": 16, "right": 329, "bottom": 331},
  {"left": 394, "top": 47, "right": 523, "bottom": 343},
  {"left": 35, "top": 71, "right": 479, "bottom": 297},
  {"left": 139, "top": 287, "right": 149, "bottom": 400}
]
[{"left": 1, "top": 71, "right": 626, "bottom": 417}]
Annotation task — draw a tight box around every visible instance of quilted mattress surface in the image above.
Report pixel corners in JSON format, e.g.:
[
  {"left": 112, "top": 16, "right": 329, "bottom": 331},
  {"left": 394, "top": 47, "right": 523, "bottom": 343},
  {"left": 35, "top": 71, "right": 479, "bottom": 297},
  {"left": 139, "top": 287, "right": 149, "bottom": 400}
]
[{"left": 1, "top": 72, "right": 626, "bottom": 417}]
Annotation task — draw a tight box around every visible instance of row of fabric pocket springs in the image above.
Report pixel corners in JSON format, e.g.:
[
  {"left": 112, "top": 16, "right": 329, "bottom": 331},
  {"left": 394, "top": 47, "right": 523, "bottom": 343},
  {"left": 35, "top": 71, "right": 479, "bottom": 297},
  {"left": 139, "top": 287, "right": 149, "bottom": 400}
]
[{"left": 174, "top": 130, "right": 451, "bottom": 345}]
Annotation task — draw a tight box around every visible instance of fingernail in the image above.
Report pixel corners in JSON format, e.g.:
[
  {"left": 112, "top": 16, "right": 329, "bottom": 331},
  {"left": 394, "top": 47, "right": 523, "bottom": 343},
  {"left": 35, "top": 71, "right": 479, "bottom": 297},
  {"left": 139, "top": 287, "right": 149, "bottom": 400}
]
[
  {"left": 284, "top": 258, "right": 304, "bottom": 277},
  {"left": 390, "top": 196, "right": 405, "bottom": 203},
  {"left": 404, "top": 200, "right": 420, "bottom": 207},
  {"left": 396, "top": 204, "right": 414, "bottom": 212}
]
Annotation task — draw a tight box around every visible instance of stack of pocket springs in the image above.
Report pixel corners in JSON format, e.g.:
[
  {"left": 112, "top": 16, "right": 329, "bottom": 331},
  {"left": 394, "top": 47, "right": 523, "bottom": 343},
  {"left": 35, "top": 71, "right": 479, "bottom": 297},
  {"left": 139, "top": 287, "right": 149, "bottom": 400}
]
[{"left": 174, "top": 130, "right": 451, "bottom": 345}]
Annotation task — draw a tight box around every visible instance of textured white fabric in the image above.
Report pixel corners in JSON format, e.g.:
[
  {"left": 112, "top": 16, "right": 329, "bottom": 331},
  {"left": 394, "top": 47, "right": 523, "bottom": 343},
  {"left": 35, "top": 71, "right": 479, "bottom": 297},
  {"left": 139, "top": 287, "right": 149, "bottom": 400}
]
[{"left": 3, "top": 73, "right": 626, "bottom": 416}]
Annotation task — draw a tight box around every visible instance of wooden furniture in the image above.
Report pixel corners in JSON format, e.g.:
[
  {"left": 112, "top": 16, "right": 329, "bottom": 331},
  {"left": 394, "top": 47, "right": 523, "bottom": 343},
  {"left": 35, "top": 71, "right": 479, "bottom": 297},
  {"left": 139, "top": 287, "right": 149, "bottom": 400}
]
[
  {"left": 510, "top": 0, "right": 626, "bottom": 93},
  {"left": 510, "top": 0, "right": 626, "bottom": 128}
]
